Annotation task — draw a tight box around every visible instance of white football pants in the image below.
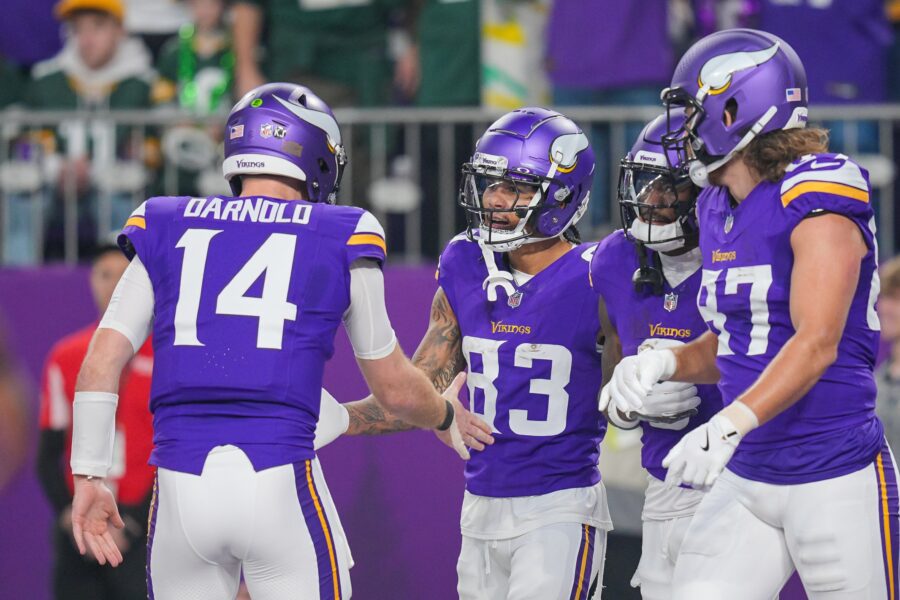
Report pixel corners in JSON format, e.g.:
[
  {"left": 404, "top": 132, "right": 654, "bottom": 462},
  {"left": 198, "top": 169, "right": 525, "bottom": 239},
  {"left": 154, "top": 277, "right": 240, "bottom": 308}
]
[
  {"left": 147, "top": 446, "right": 352, "bottom": 600},
  {"left": 458, "top": 522, "right": 607, "bottom": 600},
  {"left": 672, "top": 443, "right": 899, "bottom": 600}
]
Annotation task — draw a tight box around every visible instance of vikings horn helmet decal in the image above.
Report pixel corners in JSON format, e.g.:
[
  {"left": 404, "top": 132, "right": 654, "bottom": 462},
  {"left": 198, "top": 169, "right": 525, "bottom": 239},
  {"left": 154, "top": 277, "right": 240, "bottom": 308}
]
[{"left": 698, "top": 43, "right": 780, "bottom": 96}]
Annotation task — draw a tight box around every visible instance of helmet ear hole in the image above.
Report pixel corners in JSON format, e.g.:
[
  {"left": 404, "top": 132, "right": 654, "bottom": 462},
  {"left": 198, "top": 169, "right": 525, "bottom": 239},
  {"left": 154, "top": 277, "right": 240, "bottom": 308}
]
[
  {"left": 298, "top": 94, "right": 308, "bottom": 107},
  {"left": 318, "top": 158, "right": 330, "bottom": 174},
  {"left": 723, "top": 98, "right": 738, "bottom": 127}
]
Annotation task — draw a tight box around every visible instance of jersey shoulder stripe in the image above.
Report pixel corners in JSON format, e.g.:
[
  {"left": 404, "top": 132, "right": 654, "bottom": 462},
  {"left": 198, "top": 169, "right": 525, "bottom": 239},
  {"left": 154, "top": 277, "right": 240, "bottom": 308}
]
[{"left": 780, "top": 154, "right": 870, "bottom": 207}]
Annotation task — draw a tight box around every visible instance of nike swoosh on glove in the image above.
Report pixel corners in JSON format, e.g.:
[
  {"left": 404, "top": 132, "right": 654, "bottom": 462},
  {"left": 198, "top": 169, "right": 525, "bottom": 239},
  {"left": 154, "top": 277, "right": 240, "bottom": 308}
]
[{"left": 661, "top": 413, "right": 741, "bottom": 490}]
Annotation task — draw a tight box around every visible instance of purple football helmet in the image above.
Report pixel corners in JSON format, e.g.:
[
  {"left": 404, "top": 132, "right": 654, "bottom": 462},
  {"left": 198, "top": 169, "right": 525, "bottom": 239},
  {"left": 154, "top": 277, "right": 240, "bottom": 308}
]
[
  {"left": 459, "top": 107, "right": 595, "bottom": 252},
  {"left": 223, "top": 83, "right": 347, "bottom": 202},
  {"left": 619, "top": 111, "right": 698, "bottom": 252},
  {"left": 661, "top": 28, "right": 808, "bottom": 187}
]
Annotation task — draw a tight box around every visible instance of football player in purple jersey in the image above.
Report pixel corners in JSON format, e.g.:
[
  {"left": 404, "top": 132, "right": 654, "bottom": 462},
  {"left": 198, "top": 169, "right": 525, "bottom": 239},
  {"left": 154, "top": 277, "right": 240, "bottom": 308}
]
[
  {"left": 66, "top": 82, "right": 477, "bottom": 600},
  {"left": 340, "top": 107, "right": 610, "bottom": 599},
  {"left": 593, "top": 113, "right": 723, "bottom": 600},
  {"left": 603, "top": 29, "right": 898, "bottom": 599}
]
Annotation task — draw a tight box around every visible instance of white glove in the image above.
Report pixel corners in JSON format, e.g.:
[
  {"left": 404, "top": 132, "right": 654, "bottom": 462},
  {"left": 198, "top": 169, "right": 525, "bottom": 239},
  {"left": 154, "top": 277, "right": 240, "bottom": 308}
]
[
  {"left": 661, "top": 413, "right": 741, "bottom": 490},
  {"left": 639, "top": 380, "right": 701, "bottom": 431},
  {"left": 598, "top": 349, "right": 678, "bottom": 415},
  {"left": 314, "top": 388, "right": 349, "bottom": 450}
]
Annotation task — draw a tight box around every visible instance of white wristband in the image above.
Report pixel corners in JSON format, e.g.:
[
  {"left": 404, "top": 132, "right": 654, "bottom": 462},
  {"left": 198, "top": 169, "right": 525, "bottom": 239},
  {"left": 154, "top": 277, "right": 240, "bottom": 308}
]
[
  {"left": 720, "top": 400, "right": 760, "bottom": 437},
  {"left": 71, "top": 392, "right": 118, "bottom": 478}
]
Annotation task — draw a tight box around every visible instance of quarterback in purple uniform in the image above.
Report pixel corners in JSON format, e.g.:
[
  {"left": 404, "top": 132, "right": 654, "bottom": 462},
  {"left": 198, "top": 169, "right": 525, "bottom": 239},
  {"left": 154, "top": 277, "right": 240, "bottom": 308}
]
[
  {"left": 355, "top": 108, "right": 609, "bottom": 598},
  {"left": 67, "top": 83, "right": 472, "bottom": 600},
  {"left": 604, "top": 29, "right": 898, "bottom": 599},
  {"left": 593, "top": 113, "right": 723, "bottom": 600}
]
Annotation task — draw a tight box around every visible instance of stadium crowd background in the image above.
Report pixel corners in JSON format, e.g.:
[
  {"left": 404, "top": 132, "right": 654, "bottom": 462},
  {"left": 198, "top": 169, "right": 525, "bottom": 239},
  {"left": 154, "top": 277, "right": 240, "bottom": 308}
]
[{"left": 0, "top": 0, "right": 899, "bottom": 598}]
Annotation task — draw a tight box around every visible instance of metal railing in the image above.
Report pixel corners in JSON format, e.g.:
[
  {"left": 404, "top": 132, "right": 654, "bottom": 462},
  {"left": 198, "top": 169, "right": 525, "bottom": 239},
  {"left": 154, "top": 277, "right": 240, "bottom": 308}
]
[{"left": 1, "top": 105, "right": 898, "bottom": 265}]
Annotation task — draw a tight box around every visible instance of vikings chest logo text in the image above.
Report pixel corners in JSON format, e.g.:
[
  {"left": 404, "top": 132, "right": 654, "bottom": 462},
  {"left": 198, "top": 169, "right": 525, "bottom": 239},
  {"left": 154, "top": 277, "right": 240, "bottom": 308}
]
[
  {"left": 649, "top": 323, "right": 692, "bottom": 339},
  {"left": 491, "top": 321, "right": 532, "bottom": 335},
  {"left": 712, "top": 249, "right": 737, "bottom": 263}
]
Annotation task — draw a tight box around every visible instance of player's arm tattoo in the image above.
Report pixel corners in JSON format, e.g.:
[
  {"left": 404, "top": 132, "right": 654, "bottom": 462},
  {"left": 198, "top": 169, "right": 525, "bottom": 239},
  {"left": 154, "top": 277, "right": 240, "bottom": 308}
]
[
  {"left": 411, "top": 287, "right": 465, "bottom": 393},
  {"left": 344, "top": 287, "right": 465, "bottom": 436}
]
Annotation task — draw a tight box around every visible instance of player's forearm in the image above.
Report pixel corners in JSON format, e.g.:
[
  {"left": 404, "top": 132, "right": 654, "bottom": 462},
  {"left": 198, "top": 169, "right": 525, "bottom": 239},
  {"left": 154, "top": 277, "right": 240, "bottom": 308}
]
[
  {"left": 672, "top": 331, "right": 720, "bottom": 384},
  {"left": 734, "top": 331, "right": 837, "bottom": 426},
  {"left": 75, "top": 329, "right": 133, "bottom": 393},
  {"left": 232, "top": 3, "right": 263, "bottom": 75},
  {"left": 344, "top": 397, "right": 417, "bottom": 435}
]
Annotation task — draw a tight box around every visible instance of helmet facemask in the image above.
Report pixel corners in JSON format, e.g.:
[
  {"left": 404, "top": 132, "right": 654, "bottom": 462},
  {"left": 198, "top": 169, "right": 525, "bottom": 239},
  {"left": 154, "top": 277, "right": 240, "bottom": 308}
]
[
  {"left": 459, "top": 162, "right": 561, "bottom": 252},
  {"left": 619, "top": 158, "right": 697, "bottom": 253}
]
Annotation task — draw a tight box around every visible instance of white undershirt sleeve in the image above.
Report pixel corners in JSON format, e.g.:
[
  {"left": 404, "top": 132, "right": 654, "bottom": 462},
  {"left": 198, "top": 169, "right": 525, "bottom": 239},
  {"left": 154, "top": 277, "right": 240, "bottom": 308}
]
[
  {"left": 342, "top": 259, "right": 397, "bottom": 360},
  {"left": 98, "top": 256, "right": 155, "bottom": 354}
]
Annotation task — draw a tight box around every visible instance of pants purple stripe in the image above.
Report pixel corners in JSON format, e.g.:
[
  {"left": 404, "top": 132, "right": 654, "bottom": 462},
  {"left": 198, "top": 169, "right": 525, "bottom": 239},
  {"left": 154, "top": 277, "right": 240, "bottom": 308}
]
[
  {"left": 293, "top": 460, "right": 340, "bottom": 600},
  {"left": 146, "top": 472, "right": 159, "bottom": 600},
  {"left": 569, "top": 525, "right": 594, "bottom": 600},
  {"left": 877, "top": 444, "right": 899, "bottom": 600}
]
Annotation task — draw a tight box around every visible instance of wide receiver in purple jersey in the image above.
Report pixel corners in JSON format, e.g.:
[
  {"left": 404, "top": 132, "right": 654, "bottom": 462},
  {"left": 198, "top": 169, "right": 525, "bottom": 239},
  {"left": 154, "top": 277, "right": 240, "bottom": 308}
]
[
  {"left": 66, "top": 83, "right": 475, "bottom": 600},
  {"left": 604, "top": 29, "right": 898, "bottom": 599},
  {"left": 593, "top": 113, "right": 723, "bottom": 600},
  {"left": 346, "top": 108, "right": 610, "bottom": 599}
]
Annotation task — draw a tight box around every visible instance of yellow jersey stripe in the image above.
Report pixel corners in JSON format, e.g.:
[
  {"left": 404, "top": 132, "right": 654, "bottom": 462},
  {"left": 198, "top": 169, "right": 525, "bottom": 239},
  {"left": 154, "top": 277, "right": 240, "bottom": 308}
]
[
  {"left": 347, "top": 233, "right": 386, "bottom": 254},
  {"left": 781, "top": 181, "right": 869, "bottom": 207},
  {"left": 125, "top": 216, "right": 147, "bottom": 230},
  {"left": 306, "top": 460, "right": 341, "bottom": 600},
  {"left": 878, "top": 454, "right": 896, "bottom": 600},
  {"left": 573, "top": 524, "right": 590, "bottom": 600}
]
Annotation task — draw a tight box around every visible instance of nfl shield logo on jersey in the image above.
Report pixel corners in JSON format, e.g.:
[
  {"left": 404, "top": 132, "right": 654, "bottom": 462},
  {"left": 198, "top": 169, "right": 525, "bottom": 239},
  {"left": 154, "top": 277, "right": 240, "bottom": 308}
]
[
  {"left": 260, "top": 123, "right": 274, "bottom": 138},
  {"left": 664, "top": 292, "right": 678, "bottom": 312},
  {"left": 508, "top": 291, "right": 523, "bottom": 308},
  {"left": 724, "top": 214, "right": 734, "bottom": 234}
]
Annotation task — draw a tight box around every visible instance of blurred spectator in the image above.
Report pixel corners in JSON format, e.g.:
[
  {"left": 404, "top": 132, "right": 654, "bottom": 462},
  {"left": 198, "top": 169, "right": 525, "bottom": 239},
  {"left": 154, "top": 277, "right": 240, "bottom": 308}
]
[
  {"left": 27, "top": 0, "right": 154, "bottom": 111},
  {"left": 758, "top": 0, "right": 892, "bottom": 154},
  {"left": 0, "top": 325, "right": 29, "bottom": 494},
  {"left": 0, "top": 54, "right": 25, "bottom": 108},
  {"left": 24, "top": 0, "right": 156, "bottom": 260},
  {"left": 398, "top": 0, "right": 480, "bottom": 107},
  {"left": 877, "top": 256, "right": 900, "bottom": 452},
  {"left": 760, "top": 0, "right": 892, "bottom": 106},
  {"left": 123, "top": 0, "right": 190, "bottom": 61},
  {"left": 154, "top": 0, "right": 234, "bottom": 114},
  {"left": 231, "top": 0, "right": 402, "bottom": 107},
  {"left": 36, "top": 244, "right": 154, "bottom": 600},
  {"left": 545, "top": 0, "right": 673, "bottom": 227}
]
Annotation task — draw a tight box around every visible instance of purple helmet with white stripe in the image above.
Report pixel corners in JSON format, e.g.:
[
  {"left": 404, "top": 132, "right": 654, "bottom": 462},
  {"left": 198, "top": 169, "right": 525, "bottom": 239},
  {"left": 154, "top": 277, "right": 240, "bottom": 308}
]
[
  {"left": 223, "top": 83, "right": 347, "bottom": 202},
  {"left": 459, "top": 107, "right": 595, "bottom": 252},
  {"left": 661, "top": 29, "right": 808, "bottom": 187}
]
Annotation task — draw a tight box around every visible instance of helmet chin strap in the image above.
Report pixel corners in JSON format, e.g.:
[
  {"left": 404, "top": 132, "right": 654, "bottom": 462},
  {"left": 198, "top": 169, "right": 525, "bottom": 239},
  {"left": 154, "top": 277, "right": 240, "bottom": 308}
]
[
  {"left": 690, "top": 105, "right": 779, "bottom": 187},
  {"left": 479, "top": 239, "right": 517, "bottom": 301}
]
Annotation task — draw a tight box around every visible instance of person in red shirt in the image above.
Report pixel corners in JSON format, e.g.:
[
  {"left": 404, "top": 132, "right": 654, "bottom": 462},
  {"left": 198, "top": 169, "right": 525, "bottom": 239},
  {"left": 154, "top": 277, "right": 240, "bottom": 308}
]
[{"left": 37, "top": 244, "right": 154, "bottom": 600}]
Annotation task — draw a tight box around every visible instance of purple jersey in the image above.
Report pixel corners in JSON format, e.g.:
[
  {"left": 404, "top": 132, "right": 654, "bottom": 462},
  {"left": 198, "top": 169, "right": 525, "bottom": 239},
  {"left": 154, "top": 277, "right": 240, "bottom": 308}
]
[
  {"left": 590, "top": 231, "right": 723, "bottom": 481},
  {"left": 696, "top": 153, "right": 883, "bottom": 484},
  {"left": 438, "top": 237, "right": 606, "bottom": 497},
  {"left": 119, "top": 195, "right": 386, "bottom": 474}
]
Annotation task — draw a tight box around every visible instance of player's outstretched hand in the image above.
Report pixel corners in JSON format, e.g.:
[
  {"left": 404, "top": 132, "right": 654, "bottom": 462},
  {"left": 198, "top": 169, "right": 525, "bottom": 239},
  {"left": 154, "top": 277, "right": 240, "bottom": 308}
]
[
  {"left": 661, "top": 414, "right": 742, "bottom": 490},
  {"left": 436, "top": 372, "right": 494, "bottom": 459},
  {"left": 71, "top": 476, "right": 125, "bottom": 567},
  {"left": 598, "top": 349, "right": 677, "bottom": 415}
]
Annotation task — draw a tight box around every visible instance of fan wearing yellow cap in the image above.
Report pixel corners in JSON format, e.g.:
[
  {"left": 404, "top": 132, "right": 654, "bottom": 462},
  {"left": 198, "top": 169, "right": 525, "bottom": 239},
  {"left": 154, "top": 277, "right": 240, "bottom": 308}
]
[{"left": 23, "top": 0, "right": 157, "bottom": 259}]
